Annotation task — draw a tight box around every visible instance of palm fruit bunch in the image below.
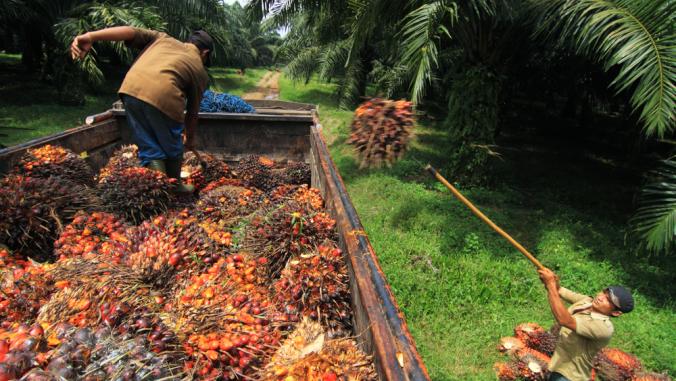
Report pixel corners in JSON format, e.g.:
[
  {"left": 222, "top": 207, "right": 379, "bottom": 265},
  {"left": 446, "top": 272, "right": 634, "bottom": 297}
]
[
  {"left": 183, "top": 151, "right": 233, "bottom": 189},
  {"left": 53, "top": 211, "right": 132, "bottom": 263},
  {"left": 498, "top": 337, "right": 525, "bottom": 355},
  {"left": 495, "top": 362, "right": 519, "bottom": 381},
  {"left": 270, "top": 185, "right": 324, "bottom": 212},
  {"left": 234, "top": 155, "right": 280, "bottom": 191},
  {"left": 194, "top": 183, "right": 266, "bottom": 229},
  {"left": 98, "top": 166, "right": 175, "bottom": 224},
  {"left": 281, "top": 161, "right": 311, "bottom": 186},
  {"left": 97, "top": 144, "right": 139, "bottom": 182},
  {"left": 514, "top": 352, "right": 550, "bottom": 381},
  {"left": 0, "top": 249, "right": 54, "bottom": 325},
  {"left": 631, "top": 372, "right": 672, "bottom": 381},
  {"left": 0, "top": 323, "right": 49, "bottom": 379},
  {"left": 35, "top": 324, "right": 183, "bottom": 381},
  {"left": 241, "top": 199, "right": 337, "bottom": 277},
  {"left": 12, "top": 144, "right": 95, "bottom": 186},
  {"left": 513, "top": 322, "right": 558, "bottom": 357},
  {"left": 593, "top": 348, "right": 643, "bottom": 381},
  {"left": 0, "top": 175, "right": 99, "bottom": 261},
  {"left": 124, "top": 212, "right": 224, "bottom": 287},
  {"left": 494, "top": 322, "right": 556, "bottom": 381},
  {"left": 261, "top": 318, "right": 376, "bottom": 381},
  {"left": 272, "top": 245, "right": 351, "bottom": 338},
  {"left": 37, "top": 259, "right": 156, "bottom": 329},
  {"left": 348, "top": 98, "right": 415, "bottom": 168},
  {"left": 176, "top": 255, "right": 280, "bottom": 380}
]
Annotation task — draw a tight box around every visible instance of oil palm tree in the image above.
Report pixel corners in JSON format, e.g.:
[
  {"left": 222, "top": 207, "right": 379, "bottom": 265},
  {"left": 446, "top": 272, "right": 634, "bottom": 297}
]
[{"left": 630, "top": 158, "right": 676, "bottom": 254}]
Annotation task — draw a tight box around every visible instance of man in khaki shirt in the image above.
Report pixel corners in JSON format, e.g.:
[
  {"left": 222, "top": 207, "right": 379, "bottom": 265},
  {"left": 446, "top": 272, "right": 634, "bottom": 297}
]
[
  {"left": 538, "top": 268, "right": 634, "bottom": 381},
  {"left": 71, "top": 26, "right": 211, "bottom": 192}
]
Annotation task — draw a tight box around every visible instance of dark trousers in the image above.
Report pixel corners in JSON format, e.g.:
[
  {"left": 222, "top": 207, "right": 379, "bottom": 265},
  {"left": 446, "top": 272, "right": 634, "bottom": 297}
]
[
  {"left": 549, "top": 372, "right": 571, "bottom": 381},
  {"left": 121, "top": 95, "right": 184, "bottom": 166}
]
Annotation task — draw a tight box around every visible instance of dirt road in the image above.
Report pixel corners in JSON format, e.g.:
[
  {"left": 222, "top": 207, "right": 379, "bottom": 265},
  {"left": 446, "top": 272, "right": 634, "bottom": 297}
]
[{"left": 242, "top": 70, "right": 281, "bottom": 100}]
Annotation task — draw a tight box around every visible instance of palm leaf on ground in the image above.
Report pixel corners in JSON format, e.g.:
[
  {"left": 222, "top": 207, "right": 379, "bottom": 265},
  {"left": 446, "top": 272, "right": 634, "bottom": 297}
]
[
  {"left": 630, "top": 159, "right": 676, "bottom": 254},
  {"left": 534, "top": 0, "right": 676, "bottom": 137}
]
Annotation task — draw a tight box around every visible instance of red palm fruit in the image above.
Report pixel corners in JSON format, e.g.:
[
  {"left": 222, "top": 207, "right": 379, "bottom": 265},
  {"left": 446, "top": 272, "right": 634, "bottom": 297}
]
[
  {"left": 97, "top": 145, "right": 139, "bottom": 182},
  {"left": 594, "top": 348, "right": 643, "bottom": 381},
  {"left": 514, "top": 322, "right": 546, "bottom": 344},
  {"left": 515, "top": 353, "right": 549, "bottom": 381},
  {"left": 494, "top": 362, "right": 518, "bottom": 381},
  {"left": 14, "top": 144, "right": 95, "bottom": 186},
  {"left": 98, "top": 167, "right": 175, "bottom": 224},
  {"left": 516, "top": 347, "right": 551, "bottom": 364},
  {"left": 631, "top": 372, "right": 672, "bottom": 381},
  {"left": 526, "top": 329, "right": 558, "bottom": 356}
]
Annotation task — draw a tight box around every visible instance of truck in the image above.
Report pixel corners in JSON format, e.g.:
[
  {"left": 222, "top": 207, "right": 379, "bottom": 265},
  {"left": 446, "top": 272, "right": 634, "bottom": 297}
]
[{"left": 0, "top": 100, "right": 430, "bottom": 381}]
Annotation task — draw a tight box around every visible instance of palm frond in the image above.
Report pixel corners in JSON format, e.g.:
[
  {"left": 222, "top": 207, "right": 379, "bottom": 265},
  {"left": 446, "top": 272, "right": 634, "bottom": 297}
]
[
  {"left": 318, "top": 40, "right": 351, "bottom": 81},
  {"left": 286, "top": 46, "right": 321, "bottom": 83},
  {"left": 400, "top": 0, "right": 457, "bottom": 104},
  {"left": 629, "top": 158, "right": 676, "bottom": 254},
  {"left": 337, "top": 55, "right": 364, "bottom": 108},
  {"left": 534, "top": 0, "right": 676, "bottom": 137}
]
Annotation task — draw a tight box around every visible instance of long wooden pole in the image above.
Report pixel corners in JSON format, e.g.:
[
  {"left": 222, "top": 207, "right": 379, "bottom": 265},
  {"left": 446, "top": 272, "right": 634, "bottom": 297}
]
[{"left": 425, "top": 164, "right": 545, "bottom": 270}]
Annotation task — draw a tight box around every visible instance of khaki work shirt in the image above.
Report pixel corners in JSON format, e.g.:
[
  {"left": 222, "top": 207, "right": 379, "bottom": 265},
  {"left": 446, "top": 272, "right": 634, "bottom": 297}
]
[
  {"left": 118, "top": 28, "right": 209, "bottom": 122},
  {"left": 550, "top": 287, "right": 614, "bottom": 381}
]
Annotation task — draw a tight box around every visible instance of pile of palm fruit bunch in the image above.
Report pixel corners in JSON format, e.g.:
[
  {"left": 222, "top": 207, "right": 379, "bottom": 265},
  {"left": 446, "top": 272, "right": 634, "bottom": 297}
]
[
  {"left": 0, "top": 145, "right": 100, "bottom": 261},
  {"left": 0, "top": 144, "right": 375, "bottom": 380},
  {"left": 494, "top": 322, "right": 673, "bottom": 381},
  {"left": 347, "top": 98, "right": 415, "bottom": 168}
]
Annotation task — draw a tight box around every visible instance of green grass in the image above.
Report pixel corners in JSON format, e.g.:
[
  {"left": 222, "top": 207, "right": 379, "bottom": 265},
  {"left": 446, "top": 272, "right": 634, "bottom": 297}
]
[
  {"left": 209, "top": 67, "right": 268, "bottom": 96},
  {"left": 279, "top": 73, "right": 675, "bottom": 380},
  {"left": 0, "top": 58, "right": 265, "bottom": 147}
]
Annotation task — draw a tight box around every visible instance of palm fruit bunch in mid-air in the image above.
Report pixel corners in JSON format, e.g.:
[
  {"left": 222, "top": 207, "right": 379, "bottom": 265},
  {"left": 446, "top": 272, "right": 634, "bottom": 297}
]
[
  {"left": 53, "top": 211, "right": 131, "bottom": 263},
  {"left": 13, "top": 144, "right": 95, "bottom": 186},
  {"left": 348, "top": 98, "right": 415, "bottom": 168},
  {"left": 97, "top": 144, "right": 139, "bottom": 182},
  {"left": 0, "top": 175, "right": 99, "bottom": 261},
  {"left": 98, "top": 167, "right": 175, "bottom": 224},
  {"left": 261, "top": 318, "right": 376, "bottom": 381},
  {"left": 272, "top": 245, "right": 351, "bottom": 338},
  {"left": 593, "top": 348, "right": 643, "bottom": 381}
]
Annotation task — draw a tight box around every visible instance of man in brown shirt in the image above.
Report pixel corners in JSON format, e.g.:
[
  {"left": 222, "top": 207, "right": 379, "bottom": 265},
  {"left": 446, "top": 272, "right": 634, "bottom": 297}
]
[
  {"left": 539, "top": 268, "right": 634, "bottom": 381},
  {"left": 71, "top": 26, "right": 211, "bottom": 192}
]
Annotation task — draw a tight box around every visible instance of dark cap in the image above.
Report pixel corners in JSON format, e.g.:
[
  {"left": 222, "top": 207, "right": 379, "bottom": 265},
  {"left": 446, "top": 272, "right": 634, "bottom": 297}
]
[
  {"left": 606, "top": 286, "right": 634, "bottom": 313},
  {"left": 188, "top": 30, "right": 214, "bottom": 66}
]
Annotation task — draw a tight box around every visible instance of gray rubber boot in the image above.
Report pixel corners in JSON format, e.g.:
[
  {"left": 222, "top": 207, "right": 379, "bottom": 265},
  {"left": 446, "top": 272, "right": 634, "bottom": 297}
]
[
  {"left": 165, "top": 156, "right": 195, "bottom": 193},
  {"left": 145, "top": 159, "right": 166, "bottom": 174}
]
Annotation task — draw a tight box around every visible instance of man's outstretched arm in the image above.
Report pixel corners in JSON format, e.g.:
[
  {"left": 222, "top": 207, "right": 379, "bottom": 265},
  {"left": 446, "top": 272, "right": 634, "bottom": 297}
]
[
  {"left": 71, "top": 26, "right": 137, "bottom": 59},
  {"left": 539, "top": 268, "right": 577, "bottom": 331}
]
